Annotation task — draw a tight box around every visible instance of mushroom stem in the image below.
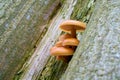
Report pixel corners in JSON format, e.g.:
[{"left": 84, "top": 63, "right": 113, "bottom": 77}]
[
  {"left": 56, "top": 56, "right": 72, "bottom": 63},
  {"left": 70, "top": 28, "right": 77, "bottom": 50},
  {"left": 71, "top": 28, "right": 76, "bottom": 38}
]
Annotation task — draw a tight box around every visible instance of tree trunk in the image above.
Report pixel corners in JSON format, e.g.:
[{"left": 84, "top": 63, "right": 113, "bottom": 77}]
[
  {"left": 61, "top": 0, "right": 120, "bottom": 80},
  {"left": 39, "top": 0, "right": 95, "bottom": 80},
  {"left": 1, "top": 0, "right": 120, "bottom": 80},
  {"left": 19, "top": 0, "right": 77, "bottom": 80},
  {"left": 0, "top": 0, "right": 62, "bottom": 80}
]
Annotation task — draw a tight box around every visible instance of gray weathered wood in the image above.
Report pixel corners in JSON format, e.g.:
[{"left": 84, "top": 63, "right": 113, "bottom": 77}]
[
  {"left": 19, "top": 0, "right": 77, "bottom": 80},
  {"left": 38, "top": 0, "right": 95, "bottom": 80},
  {"left": 0, "top": 0, "right": 61, "bottom": 79},
  {"left": 61, "top": 0, "right": 120, "bottom": 80}
]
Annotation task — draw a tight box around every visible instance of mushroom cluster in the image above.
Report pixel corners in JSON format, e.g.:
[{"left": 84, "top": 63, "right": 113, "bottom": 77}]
[{"left": 50, "top": 20, "right": 86, "bottom": 62}]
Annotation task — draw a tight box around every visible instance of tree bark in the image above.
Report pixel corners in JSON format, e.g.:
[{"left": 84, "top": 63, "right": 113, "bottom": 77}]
[
  {"left": 1, "top": 0, "right": 120, "bottom": 80},
  {"left": 39, "top": 0, "right": 95, "bottom": 80},
  {"left": 19, "top": 0, "right": 77, "bottom": 80},
  {"left": 61, "top": 0, "right": 120, "bottom": 80},
  {"left": 0, "top": 0, "right": 62, "bottom": 80}
]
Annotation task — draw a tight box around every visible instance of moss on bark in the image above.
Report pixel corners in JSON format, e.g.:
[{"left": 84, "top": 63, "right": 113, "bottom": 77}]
[{"left": 38, "top": 0, "right": 96, "bottom": 80}]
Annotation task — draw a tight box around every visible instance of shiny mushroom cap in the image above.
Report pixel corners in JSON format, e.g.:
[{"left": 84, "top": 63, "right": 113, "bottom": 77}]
[
  {"left": 55, "top": 41, "right": 63, "bottom": 47},
  {"left": 62, "top": 38, "right": 80, "bottom": 46},
  {"left": 50, "top": 46, "right": 74, "bottom": 56},
  {"left": 59, "top": 20, "right": 86, "bottom": 33},
  {"left": 59, "top": 33, "right": 72, "bottom": 41}
]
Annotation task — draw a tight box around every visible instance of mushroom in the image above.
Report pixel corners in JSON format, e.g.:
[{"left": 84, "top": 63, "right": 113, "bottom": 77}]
[
  {"left": 59, "top": 20, "right": 86, "bottom": 38},
  {"left": 59, "top": 33, "right": 72, "bottom": 41},
  {"left": 59, "top": 33, "right": 79, "bottom": 48},
  {"left": 62, "top": 38, "right": 79, "bottom": 46},
  {"left": 50, "top": 36, "right": 74, "bottom": 56},
  {"left": 50, "top": 46, "right": 74, "bottom": 56},
  {"left": 53, "top": 33, "right": 74, "bottom": 61},
  {"left": 50, "top": 33, "right": 74, "bottom": 61},
  {"left": 55, "top": 41, "right": 63, "bottom": 47},
  {"left": 50, "top": 20, "right": 86, "bottom": 62}
]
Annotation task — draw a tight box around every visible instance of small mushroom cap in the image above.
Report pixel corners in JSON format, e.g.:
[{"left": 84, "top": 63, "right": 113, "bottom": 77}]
[
  {"left": 55, "top": 41, "right": 63, "bottom": 47},
  {"left": 59, "top": 33, "right": 72, "bottom": 41},
  {"left": 59, "top": 20, "right": 86, "bottom": 33},
  {"left": 62, "top": 38, "right": 80, "bottom": 46},
  {"left": 50, "top": 46, "right": 74, "bottom": 56}
]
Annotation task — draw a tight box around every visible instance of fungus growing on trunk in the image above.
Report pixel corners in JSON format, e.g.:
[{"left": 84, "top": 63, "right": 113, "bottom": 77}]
[
  {"left": 50, "top": 20, "right": 86, "bottom": 63},
  {"left": 50, "top": 46, "right": 74, "bottom": 56},
  {"left": 59, "top": 33, "right": 72, "bottom": 41},
  {"left": 59, "top": 20, "right": 86, "bottom": 38},
  {"left": 50, "top": 34, "right": 74, "bottom": 56},
  {"left": 62, "top": 38, "right": 79, "bottom": 46}
]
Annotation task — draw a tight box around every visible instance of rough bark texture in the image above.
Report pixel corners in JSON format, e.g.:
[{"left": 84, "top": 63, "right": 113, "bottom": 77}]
[
  {"left": 19, "top": 0, "right": 77, "bottom": 80},
  {"left": 0, "top": 0, "right": 61, "bottom": 80},
  {"left": 1, "top": 0, "right": 120, "bottom": 80},
  {"left": 61, "top": 0, "right": 120, "bottom": 80},
  {"left": 39, "top": 0, "right": 95, "bottom": 80}
]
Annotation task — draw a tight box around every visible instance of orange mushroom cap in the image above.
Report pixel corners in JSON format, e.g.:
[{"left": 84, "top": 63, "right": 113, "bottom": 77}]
[
  {"left": 55, "top": 41, "right": 63, "bottom": 47},
  {"left": 50, "top": 46, "right": 74, "bottom": 56},
  {"left": 59, "top": 33, "right": 72, "bottom": 41},
  {"left": 59, "top": 20, "right": 86, "bottom": 33},
  {"left": 62, "top": 38, "right": 79, "bottom": 46}
]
